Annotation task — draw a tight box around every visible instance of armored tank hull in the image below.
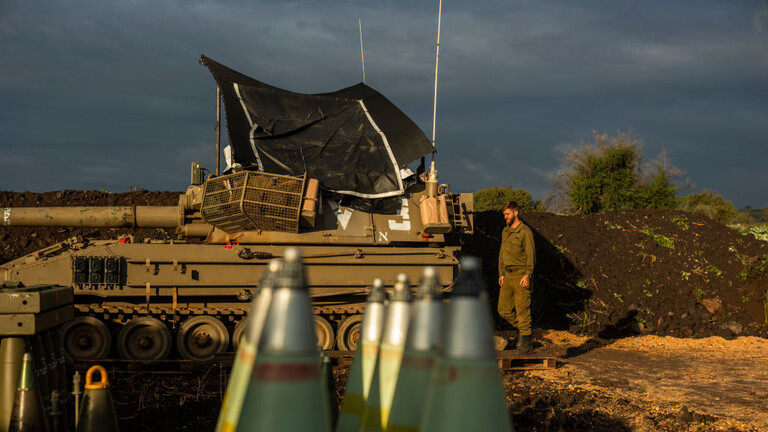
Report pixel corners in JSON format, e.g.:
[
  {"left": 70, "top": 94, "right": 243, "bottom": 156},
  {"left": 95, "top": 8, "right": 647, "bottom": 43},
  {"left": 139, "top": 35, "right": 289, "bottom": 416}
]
[{"left": 1, "top": 182, "right": 472, "bottom": 362}]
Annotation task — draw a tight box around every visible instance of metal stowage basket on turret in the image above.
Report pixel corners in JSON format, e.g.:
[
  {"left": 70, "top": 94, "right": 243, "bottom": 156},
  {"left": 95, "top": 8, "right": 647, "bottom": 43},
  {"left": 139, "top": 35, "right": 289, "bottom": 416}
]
[{"left": 200, "top": 171, "right": 307, "bottom": 233}]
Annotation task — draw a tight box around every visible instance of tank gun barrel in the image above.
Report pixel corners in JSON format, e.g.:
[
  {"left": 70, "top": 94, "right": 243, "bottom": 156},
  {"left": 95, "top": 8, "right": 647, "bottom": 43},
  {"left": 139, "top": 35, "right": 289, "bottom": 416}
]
[{"left": 2, "top": 207, "right": 180, "bottom": 228}]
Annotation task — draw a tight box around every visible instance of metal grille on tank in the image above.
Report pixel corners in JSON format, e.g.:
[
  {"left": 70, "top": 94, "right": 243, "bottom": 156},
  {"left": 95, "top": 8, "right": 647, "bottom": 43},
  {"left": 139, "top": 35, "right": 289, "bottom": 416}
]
[{"left": 201, "top": 171, "right": 306, "bottom": 233}]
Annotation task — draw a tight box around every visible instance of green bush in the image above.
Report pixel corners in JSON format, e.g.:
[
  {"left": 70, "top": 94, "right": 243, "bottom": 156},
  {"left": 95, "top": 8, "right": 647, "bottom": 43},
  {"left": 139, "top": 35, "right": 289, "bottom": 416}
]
[
  {"left": 739, "top": 206, "right": 764, "bottom": 223},
  {"left": 640, "top": 163, "right": 678, "bottom": 210},
  {"left": 474, "top": 186, "right": 540, "bottom": 212},
  {"left": 551, "top": 131, "right": 681, "bottom": 214},
  {"left": 679, "top": 190, "right": 740, "bottom": 224},
  {"left": 566, "top": 138, "right": 641, "bottom": 213}
]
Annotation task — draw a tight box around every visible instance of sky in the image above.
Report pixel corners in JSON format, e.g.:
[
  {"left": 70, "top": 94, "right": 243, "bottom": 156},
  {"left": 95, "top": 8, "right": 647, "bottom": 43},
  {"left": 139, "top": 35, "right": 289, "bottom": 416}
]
[{"left": 1, "top": 1, "right": 766, "bottom": 208}]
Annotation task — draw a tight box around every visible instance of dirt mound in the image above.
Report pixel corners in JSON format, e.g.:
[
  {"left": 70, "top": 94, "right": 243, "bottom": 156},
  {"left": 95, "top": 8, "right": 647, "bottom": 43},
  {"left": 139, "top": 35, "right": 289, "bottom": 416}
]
[
  {"left": 0, "top": 190, "right": 181, "bottom": 264},
  {"left": 468, "top": 209, "right": 768, "bottom": 339}
]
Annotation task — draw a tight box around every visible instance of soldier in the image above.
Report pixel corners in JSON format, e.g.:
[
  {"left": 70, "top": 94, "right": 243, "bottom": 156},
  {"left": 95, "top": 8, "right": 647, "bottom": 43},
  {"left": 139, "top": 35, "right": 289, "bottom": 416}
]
[{"left": 497, "top": 200, "right": 536, "bottom": 354}]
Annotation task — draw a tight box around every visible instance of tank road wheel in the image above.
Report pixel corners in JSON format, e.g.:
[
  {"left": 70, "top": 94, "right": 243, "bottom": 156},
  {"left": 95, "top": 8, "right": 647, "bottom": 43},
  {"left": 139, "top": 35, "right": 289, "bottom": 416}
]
[
  {"left": 117, "top": 317, "right": 172, "bottom": 360},
  {"left": 60, "top": 316, "right": 111, "bottom": 361},
  {"left": 336, "top": 315, "right": 363, "bottom": 352},
  {"left": 232, "top": 319, "right": 247, "bottom": 351},
  {"left": 177, "top": 316, "right": 230, "bottom": 363},
  {"left": 314, "top": 316, "right": 335, "bottom": 351}
]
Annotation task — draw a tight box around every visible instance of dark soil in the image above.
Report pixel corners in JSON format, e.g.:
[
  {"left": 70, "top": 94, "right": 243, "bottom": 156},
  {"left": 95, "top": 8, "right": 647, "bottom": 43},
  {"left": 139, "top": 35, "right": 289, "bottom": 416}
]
[
  {"left": 109, "top": 366, "right": 223, "bottom": 431},
  {"left": 108, "top": 363, "right": 752, "bottom": 432},
  {"left": 503, "top": 373, "right": 736, "bottom": 432},
  {"left": 467, "top": 209, "right": 768, "bottom": 339}
]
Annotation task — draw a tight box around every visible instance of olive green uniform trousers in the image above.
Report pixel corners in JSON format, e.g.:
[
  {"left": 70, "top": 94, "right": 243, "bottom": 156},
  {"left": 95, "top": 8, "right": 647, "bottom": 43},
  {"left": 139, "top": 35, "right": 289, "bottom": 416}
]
[{"left": 497, "top": 271, "right": 532, "bottom": 336}]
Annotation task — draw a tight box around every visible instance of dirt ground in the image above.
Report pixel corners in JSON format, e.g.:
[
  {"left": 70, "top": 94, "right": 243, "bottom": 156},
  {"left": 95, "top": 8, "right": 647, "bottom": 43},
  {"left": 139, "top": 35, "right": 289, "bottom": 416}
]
[
  {"left": 504, "top": 330, "right": 767, "bottom": 431},
  {"left": 109, "top": 330, "right": 767, "bottom": 432}
]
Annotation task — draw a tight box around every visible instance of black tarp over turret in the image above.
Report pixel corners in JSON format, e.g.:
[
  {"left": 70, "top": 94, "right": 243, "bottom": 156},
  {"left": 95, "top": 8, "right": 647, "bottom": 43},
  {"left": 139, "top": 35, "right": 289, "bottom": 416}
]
[{"left": 200, "top": 55, "right": 434, "bottom": 199}]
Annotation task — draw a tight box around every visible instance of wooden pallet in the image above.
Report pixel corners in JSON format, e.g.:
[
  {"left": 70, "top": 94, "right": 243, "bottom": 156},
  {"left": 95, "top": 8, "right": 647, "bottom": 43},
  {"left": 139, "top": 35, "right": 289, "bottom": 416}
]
[{"left": 497, "top": 352, "right": 557, "bottom": 371}]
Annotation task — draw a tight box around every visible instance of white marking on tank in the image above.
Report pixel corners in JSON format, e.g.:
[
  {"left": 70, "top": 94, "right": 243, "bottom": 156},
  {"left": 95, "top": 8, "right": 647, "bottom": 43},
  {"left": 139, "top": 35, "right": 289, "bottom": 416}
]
[
  {"left": 388, "top": 198, "right": 411, "bottom": 231},
  {"left": 3, "top": 208, "right": 10, "bottom": 226},
  {"left": 378, "top": 231, "right": 389, "bottom": 242},
  {"left": 328, "top": 200, "right": 353, "bottom": 230},
  {"left": 233, "top": 83, "right": 265, "bottom": 171},
  {"left": 358, "top": 100, "right": 404, "bottom": 193}
]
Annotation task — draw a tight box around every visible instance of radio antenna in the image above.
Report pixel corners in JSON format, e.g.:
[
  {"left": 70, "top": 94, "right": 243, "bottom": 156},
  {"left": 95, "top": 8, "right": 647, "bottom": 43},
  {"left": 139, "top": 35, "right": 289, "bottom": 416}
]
[
  {"left": 359, "top": 18, "right": 366, "bottom": 84},
  {"left": 430, "top": 0, "right": 442, "bottom": 162}
]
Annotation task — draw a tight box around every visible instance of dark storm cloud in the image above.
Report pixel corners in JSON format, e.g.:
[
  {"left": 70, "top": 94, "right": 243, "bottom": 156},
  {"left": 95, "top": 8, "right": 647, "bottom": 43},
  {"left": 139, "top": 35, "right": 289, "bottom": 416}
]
[
  {"left": 433, "top": 1, "right": 768, "bottom": 206},
  {"left": 0, "top": 0, "right": 766, "bottom": 207}
]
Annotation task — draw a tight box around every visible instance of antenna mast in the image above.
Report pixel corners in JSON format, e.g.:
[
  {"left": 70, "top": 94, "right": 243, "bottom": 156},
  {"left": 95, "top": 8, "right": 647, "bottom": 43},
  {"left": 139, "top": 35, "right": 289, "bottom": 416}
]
[
  {"left": 430, "top": 0, "right": 442, "bottom": 162},
  {"left": 359, "top": 18, "right": 366, "bottom": 84}
]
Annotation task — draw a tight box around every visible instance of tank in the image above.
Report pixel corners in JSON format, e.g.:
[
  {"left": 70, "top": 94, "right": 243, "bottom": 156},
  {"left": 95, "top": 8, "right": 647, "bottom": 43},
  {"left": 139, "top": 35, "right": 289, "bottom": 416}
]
[
  {"left": 0, "top": 55, "right": 473, "bottom": 362},
  {"left": 0, "top": 170, "right": 472, "bottom": 361}
]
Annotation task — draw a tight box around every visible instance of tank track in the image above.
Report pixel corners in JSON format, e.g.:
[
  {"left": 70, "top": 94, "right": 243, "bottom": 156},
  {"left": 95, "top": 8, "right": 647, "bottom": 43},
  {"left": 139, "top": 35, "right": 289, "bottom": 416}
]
[{"left": 71, "top": 302, "right": 365, "bottom": 362}]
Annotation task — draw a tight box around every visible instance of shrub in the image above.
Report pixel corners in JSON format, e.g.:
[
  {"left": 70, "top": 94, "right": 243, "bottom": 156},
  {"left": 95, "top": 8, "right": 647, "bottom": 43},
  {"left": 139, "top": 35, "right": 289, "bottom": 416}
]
[
  {"left": 474, "top": 186, "right": 540, "bottom": 212},
  {"left": 550, "top": 131, "right": 683, "bottom": 214},
  {"left": 679, "top": 190, "right": 739, "bottom": 224},
  {"left": 739, "top": 205, "right": 763, "bottom": 223},
  {"left": 640, "top": 161, "right": 679, "bottom": 210}
]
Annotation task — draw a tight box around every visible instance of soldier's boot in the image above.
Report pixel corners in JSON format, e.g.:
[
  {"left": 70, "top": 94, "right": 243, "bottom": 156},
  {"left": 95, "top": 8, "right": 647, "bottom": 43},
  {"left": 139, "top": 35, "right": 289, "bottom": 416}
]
[
  {"left": 507, "top": 329, "right": 519, "bottom": 346},
  {"left": 516, "top": 334, "right": 532, "bottom": 355}
]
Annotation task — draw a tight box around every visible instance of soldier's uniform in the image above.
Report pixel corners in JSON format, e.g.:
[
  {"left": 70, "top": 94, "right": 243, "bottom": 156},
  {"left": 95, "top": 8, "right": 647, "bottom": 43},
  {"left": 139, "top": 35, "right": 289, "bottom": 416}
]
[{"left": 497, "top": 221, "right": 536, "bottom": 336}]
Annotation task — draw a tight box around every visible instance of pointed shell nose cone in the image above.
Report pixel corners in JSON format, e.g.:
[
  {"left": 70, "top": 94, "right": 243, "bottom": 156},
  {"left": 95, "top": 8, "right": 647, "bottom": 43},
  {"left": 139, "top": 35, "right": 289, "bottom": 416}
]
[
  {"left": 258, "top": 249, "right": 316, "bottom": 355},
  {"left": 244, "top": 259, "right": 282, "bottom": 344},
  {"left": 9, "top": 352, "right": 48, "bottom": 432},
  {"left": 405, "top": 267, "right": 444, "bottom": 352},
  {"left": 389, "top": 273, "right": 412, "bottom": 302},
  {"left": 416, "top": 267, "right": 442, "bottom": 300},
  {"left": 16, "top": 353, "right": 36, "bottom": 391},
  {"left": 367, "top": 278, "right": 387, "bottom": 303},
  {"left": 276, "top": 247, "right": 307, "bottom": 291},
  {"left": 452, "top": 256, "right": 483, "bottom": 297},
  {"left": 360, "top": 279, "right": 388, "bottom": 345},
  {"left": 382, "top": 274, "right": 412, "bottom": 347},
  {"left": 259, "top": 259, "right": 282, "bottom": 290},
  {"left": 443, "top": 256, "right": 496, "bottom": 359}
]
